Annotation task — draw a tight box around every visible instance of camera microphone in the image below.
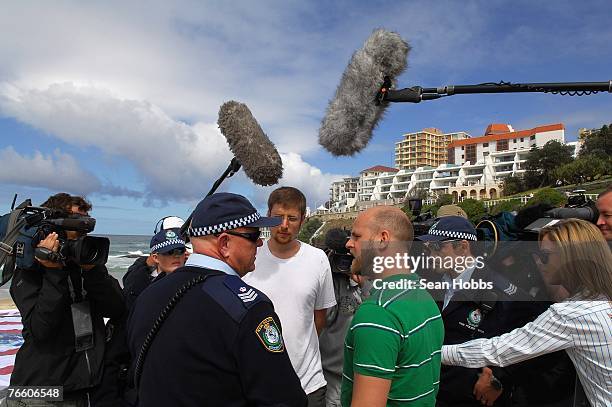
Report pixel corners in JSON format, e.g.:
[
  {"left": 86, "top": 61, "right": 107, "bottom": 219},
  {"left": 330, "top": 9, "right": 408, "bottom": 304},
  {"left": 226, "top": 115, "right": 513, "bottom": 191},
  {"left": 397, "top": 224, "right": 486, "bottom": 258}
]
[
  {"left": 218, "top": 101, "right": 283, "bottom": 186},
  {"left": 544, "top": 206, "right": 599, "bottom": 223},
  {"left": 319, "top": 29, "right": 410, "bottom": 156},
  {"left": 48, "top": 216, "right": 96, "bottom": 233}
]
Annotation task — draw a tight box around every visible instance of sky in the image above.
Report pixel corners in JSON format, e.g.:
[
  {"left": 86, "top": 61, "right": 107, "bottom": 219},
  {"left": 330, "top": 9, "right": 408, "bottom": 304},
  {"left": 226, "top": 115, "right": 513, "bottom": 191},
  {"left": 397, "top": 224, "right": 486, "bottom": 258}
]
[{"left": 1, "top": 0, "right": 611, "bottom": 235}]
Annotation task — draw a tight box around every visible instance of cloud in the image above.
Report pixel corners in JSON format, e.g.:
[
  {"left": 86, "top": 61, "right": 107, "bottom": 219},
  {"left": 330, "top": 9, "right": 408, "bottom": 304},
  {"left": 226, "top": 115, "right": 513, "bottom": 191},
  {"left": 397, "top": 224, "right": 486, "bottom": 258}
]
[
  {"left": 0, "top": 82, "right": 233, "bottom": 202},
  {"left": 0, "top": 146, "right": 101, "bottom": 195},
  {"left": 0, "top": 83, "right": 346, "bottom": 207},
  {"left": 249, "top": 152, "right": 347, "bottom": 210},
  {"left": 0, "top": 146, "right": 143, "bottom": 199}
]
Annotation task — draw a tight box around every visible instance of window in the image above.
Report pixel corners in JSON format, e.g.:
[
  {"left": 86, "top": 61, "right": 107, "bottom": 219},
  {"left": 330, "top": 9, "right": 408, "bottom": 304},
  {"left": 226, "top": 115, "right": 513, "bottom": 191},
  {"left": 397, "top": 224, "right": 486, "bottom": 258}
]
[
  {"left": 483, "top": 143, "right": 489, "bottom": 147},
  {"left": 461, "top": 146, "right": 465, "bottom": 151},
  {"left": 465, "top": 145, "right": 476, "bottom": 165},
  {"left": 530, "top": 135, "right": 536, "bottom": 140},
  {"left": 513, "top": 139, "right": 517, "bottom": 143},
  {"left": 497, "top": 139, "right": 509, "bottom": 151},
  {"left": 520, "top": 138, "right": 524, "bottom": 142}
]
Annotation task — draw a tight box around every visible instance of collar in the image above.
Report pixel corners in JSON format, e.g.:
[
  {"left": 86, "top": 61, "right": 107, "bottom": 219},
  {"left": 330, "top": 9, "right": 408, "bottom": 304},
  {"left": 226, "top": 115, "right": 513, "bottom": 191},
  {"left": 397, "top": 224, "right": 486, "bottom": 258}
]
[
  {"left": 185, "top": 253, "right": 238, "bottom": 277},
  {"left": 442, "top": 264, "right": 477, "bottom": 285}
]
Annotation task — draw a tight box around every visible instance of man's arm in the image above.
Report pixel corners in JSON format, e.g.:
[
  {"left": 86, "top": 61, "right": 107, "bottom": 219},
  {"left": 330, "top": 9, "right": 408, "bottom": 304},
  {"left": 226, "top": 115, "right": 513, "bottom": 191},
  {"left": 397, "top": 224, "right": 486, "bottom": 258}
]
[
  {"left": 10, "top": 265, "right": 71, "bottom": 343},
  {"left": 236, "top": 303, "right": 307, "bottom": 407},
  {"left": 345, "top": 306, "right": 401, "bottom": 407},
  {"left": 314, "top": 252, "right": 337, "bottom": 335},
  {"left": 314, "top": 308, "right": 328, "bottom": 336},
  {"left": 351, "top": 373, "right": 391, "bottom": 407}
]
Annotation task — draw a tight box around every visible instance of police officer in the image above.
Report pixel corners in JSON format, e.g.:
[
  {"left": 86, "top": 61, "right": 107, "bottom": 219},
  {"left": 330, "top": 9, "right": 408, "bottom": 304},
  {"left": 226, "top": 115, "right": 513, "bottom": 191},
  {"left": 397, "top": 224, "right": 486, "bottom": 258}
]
[
  {"left": 416, "top": 216, "right": 574, "bottom": 407},
  {"left": 127, "top": 192, "right": 307, "bottom": 406}
]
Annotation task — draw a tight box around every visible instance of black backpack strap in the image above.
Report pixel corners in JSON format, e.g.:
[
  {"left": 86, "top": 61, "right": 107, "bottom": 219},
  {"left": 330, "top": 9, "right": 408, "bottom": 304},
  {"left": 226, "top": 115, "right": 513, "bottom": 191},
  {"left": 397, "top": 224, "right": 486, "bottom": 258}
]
[
  {"left": 133, "top": 273, "right": 212, "bottom": 392},
  {"left": 0, "top": 208, "right": 28, "bottom": 285}
]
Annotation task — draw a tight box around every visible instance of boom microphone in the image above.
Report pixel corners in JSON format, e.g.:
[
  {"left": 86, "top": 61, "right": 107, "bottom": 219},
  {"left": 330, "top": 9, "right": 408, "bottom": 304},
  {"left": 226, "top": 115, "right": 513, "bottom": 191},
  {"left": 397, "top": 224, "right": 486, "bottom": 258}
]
[
  {"left": 319, "top": 29, "right": 410, "bottom": 156},
  {"left": 218, "top": 101, "right": 283, "bottom": 186}
]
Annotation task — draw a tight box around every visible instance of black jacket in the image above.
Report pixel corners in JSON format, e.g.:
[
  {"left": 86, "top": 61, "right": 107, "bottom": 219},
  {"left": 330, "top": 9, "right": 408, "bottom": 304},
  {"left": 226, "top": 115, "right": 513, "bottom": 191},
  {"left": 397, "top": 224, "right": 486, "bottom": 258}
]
[
  {"left": 90, "top": 256, "right": 163, "bottom": 406},
  {"left": 128, "top": 265, "right": 307, "bottom": 407},
  {"left": 9, "top": 262, "right": 124, "bottom": 394},
  {"left": 419, "top": 266, "right": 575, "bottom": 407},
  {"left": 123, "top": 256, "right": 157, "bottom": 310}
]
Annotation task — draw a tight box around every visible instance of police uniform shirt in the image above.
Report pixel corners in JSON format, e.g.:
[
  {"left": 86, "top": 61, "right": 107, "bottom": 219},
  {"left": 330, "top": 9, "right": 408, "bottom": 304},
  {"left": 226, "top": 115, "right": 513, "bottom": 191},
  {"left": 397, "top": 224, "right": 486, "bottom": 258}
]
[
  {"left": 426, "top": 265, "right": 575, "bottom": 406},
  {"left": 127, "top": 254, "right": 307, "bottom": 407}
]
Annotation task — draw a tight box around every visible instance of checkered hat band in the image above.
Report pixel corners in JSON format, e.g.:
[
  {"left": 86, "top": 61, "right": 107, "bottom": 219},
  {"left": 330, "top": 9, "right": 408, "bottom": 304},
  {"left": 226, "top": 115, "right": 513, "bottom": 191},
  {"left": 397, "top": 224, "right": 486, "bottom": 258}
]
[
  {"left": 151, "top": 239, "right": 186, "bottom": 252},
  {"left": 429, "top": 229, "right": 477, "bottom": 241},
  {"left": 189, "top": 212, "right": 261, "bottom": 236}
]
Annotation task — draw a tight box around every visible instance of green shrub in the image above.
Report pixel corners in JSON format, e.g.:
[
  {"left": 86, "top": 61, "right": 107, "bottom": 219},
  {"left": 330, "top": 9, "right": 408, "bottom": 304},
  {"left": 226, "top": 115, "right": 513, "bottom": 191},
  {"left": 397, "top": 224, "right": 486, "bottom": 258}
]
[
  {"left": 298, "top": 218, "right": 323, "bottom": 242},
  {"left": 526, "top": 188, "right": 566, "bottom": 208},
  {"left": 457, "top": 199, "right": 487, "bottom": 223},
  {"left": 489, "top": 199, "right": 523, "bottom": 216}
]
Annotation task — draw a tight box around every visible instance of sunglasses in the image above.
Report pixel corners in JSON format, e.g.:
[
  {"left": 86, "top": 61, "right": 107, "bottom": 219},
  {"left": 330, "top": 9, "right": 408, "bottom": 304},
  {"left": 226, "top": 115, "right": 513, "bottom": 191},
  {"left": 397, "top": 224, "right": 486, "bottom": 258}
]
[
  {"left": 216, "top": 230, "right": 262, "bottom": 243},
  {"left": 159, "top": 248, "right": 187, "bottom": 256},
  {"left": 536, "top": 250, "right": 553, "bottom": 264},
  {"left": 424, "top": 239, "right": 462, "bottom": 252}
]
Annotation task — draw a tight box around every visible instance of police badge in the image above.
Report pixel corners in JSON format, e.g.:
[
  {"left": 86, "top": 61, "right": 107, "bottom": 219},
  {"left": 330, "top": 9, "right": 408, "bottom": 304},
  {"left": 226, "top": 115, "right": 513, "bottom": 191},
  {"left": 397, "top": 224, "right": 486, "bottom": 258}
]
[
  {"left": 467, "top": 309, "right": 482, "bottom": 327},
  {"left": 255, "top": 317, "right": 284, "bottom": 353}
]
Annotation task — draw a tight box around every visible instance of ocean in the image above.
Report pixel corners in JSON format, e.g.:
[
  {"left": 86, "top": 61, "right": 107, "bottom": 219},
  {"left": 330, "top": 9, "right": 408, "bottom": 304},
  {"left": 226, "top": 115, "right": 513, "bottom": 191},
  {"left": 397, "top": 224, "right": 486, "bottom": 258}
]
[
  {"left": 102, "top": 234, "right": 152, "bottom": 278},
  {"left": 0, "top": 234, "right": 150, "bottom": 300}
]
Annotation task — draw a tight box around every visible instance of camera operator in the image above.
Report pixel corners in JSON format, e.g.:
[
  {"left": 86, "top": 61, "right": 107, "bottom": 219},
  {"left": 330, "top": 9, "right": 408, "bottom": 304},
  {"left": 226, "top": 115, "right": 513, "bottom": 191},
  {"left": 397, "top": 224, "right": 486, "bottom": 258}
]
[
  {"left": 318, "top": 228, "right": 366, "bottom": 407},
  {"left": 7, "top": 193, "right": 124, "bottom": 407}
]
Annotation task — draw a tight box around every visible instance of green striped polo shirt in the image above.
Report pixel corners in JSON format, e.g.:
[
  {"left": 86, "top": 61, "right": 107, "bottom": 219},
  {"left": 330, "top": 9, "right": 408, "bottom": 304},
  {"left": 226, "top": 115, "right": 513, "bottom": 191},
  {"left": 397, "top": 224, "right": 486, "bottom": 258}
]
[{"left": 341, "top": 273, "right": 444, "bottom": 406}]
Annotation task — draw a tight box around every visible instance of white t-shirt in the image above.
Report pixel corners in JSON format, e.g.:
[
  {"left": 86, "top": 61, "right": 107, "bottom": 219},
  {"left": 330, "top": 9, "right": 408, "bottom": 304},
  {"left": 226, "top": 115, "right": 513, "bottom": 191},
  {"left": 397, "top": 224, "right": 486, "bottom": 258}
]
[{"left": 243, "top": 240, "right": 337, "bottom": 394}]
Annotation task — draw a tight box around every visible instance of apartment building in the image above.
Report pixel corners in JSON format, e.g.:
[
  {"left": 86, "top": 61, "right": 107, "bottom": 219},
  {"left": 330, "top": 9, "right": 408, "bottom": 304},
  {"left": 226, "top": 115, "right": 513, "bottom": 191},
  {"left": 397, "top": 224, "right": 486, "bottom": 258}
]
[
  {"left": 328, "top": 123, "right": 566, "bottom": 211},
  {"left": 329, "top": 177, "right": 359, "bottom": 211},
  {"left": 395, "top": 128, "right": 470, "bottom": 170}
]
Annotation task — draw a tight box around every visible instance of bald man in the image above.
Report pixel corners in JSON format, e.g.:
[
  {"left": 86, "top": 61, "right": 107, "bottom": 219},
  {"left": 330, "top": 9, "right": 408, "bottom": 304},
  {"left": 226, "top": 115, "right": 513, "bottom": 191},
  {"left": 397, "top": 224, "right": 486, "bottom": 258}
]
[{"left": 341, "top": 206, "right": 444, "bottom": 407}]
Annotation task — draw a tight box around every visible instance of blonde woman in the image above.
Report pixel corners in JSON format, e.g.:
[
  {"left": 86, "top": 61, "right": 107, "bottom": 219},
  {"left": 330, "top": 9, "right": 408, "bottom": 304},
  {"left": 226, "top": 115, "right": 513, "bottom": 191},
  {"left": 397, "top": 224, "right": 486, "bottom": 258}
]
[{"left": 442, "top": 219, "right": 612, "bottom": 406}]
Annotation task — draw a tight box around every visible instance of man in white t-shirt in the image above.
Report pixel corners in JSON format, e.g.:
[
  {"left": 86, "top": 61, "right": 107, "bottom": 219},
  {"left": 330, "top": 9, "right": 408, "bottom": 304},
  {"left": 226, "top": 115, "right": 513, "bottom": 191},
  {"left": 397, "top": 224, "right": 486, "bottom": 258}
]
[{"left": 244, "top": 187, "right": 337, "bottom": 407}]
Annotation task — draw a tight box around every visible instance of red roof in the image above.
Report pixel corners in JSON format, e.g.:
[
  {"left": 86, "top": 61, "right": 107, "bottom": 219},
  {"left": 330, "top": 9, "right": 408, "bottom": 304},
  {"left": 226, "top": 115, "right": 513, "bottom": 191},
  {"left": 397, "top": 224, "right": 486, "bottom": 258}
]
[
  {"left": 485, "top": 123, "right": 512, "bottom": 135},
  {"left": 448, "top": 123, "right": 564, "bottom": 148},
  {"left": 360, "top": 165, "right": 399, "bottom": 173}
]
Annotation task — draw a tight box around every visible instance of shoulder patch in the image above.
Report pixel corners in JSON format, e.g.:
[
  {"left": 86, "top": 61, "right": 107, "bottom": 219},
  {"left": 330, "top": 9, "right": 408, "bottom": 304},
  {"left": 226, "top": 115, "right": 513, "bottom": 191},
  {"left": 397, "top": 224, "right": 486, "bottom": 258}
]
[
  {"left": 255, "top": 316, "right": 284, "bottom": 353},
  {"left": 223, "top": 275, "right": 261, "bottom": 308}
]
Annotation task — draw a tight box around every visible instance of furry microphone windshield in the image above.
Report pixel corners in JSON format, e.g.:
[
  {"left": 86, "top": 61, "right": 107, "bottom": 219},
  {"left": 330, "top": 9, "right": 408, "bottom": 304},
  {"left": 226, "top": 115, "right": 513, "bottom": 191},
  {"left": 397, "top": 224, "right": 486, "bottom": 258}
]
[
  {"left": 218, "top": 101, "right": 283, "bottom": 186},
  {"left": 319, "top": 29, "right": 410, "bottom": 156}
]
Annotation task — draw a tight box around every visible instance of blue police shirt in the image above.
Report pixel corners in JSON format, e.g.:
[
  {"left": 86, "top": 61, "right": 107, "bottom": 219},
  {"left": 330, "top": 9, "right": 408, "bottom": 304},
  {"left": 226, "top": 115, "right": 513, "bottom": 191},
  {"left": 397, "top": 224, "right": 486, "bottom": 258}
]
[{"left": 127, "top": 256, "right": 307, "bottom": 406}]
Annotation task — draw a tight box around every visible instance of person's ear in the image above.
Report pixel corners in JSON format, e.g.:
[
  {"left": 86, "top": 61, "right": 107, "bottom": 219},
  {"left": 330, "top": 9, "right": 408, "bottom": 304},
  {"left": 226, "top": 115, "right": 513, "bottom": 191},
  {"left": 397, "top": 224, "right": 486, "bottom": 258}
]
[
  {"left": 217, "top": 234, "right": 231, "bottom": 259},
  {"left": 457, "top": 240, "right": 470, "bottom": 255},
  {"left": 379, "top": 230, "right": 390, "bottom": 250},
  {"left": 151, "top": 253, "right": 160, "bottom": 265}
]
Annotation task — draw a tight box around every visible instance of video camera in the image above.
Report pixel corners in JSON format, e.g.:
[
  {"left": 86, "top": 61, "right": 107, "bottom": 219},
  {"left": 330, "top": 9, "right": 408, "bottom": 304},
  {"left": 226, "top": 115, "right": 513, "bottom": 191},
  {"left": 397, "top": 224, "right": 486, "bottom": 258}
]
[
  {"left": 0, "top": 198, "right": 110, "bottom": 284},
  {"left": 324, "top": 228, "right": 353, "bottom": 275}
]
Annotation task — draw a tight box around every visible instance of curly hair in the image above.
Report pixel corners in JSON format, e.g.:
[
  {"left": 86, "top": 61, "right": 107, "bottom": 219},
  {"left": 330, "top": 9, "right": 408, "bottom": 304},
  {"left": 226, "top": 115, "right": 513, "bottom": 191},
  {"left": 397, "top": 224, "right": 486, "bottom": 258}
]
[{"left": 41, "top": 193, "right": 92, "bottom": 216}]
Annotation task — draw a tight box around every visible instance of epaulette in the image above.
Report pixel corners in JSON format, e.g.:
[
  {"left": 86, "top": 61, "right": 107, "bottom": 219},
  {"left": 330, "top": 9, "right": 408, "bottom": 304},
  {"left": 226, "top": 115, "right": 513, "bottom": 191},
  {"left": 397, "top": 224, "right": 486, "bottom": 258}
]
[
  {"left": 488, "top": 270, "right": 532, "bottom": 300},
  {"left": 201, "top": 274, "right": 270, "bottom": 323}
]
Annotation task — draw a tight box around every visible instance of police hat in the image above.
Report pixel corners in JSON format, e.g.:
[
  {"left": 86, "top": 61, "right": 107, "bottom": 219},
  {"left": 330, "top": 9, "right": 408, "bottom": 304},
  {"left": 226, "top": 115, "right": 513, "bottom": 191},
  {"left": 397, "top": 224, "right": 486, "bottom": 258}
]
[
  {"left": 188, "top": 192, "right": 281, "bottom": 237},
  {"left": 416, "top": 216, "right": 477, "bottom": 242},
  {"left": 150, "top": 228, "right": 187, "bottom": 254}
]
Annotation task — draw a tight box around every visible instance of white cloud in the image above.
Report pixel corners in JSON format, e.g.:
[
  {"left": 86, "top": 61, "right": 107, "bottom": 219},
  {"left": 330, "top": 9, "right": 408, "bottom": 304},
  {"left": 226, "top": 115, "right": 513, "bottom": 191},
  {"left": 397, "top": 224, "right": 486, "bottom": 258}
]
[
  {"left": 0, "top": 82, "right": 347, "bottom": 205},
  {"left": 249, "top": 152, "right": 347, "bottom": 210},
  {"left": 0, "top": 83, "right": 233, "bottom": 201},
  {"left": 0, "top": 147, "right": 101, "bottom": 195}
]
